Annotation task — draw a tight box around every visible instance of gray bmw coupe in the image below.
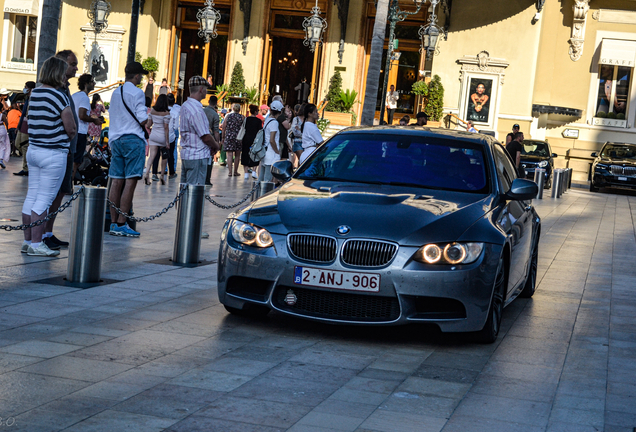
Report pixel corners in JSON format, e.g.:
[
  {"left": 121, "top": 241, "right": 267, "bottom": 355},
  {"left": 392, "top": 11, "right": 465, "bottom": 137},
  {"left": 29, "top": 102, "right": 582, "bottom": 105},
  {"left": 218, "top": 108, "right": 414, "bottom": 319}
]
[{"left": 218, "top": 127, "right": 540, "bottom": 343}]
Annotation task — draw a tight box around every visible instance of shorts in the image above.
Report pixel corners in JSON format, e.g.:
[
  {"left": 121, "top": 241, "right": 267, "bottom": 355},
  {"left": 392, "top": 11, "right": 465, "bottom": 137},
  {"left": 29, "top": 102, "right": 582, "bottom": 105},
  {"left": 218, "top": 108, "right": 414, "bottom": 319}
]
[
  {"left": 109, "top": 134, "right": 146, "bottom": 179},
  {"left": 292, "top": 139, "right": 303, "bottom": 153},
  {"left": 73, "top": 133, "right": 87, "bottom": 164},
  {"left": 181, "top": 158, "right": 208, "bottom": 185}
]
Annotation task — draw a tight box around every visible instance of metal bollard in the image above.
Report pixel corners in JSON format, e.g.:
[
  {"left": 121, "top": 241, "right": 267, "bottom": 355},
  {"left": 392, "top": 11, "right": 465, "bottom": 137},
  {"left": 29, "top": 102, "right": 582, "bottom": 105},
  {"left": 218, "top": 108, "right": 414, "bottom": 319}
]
[
  {"left": 67, "top": 186, "right": 107, "bottom": 283},
  {"left": 534, "top": 168, "right": 546, "bottom": 199},
  {"left": 172, "top": 184, "right": 205, "bottom": 265},
  {"left": 566, "top": 168, "right": 573, "bottom": 190},
  {"left": 260, "top": 182, "right": 276, "bottom": 197},
  {"left": 552, "top": 169, "right": 563, "bottom": 198},
  {"left": 561, "top": 169, "right": 570, "bottom": 195},
  {"left": 251, "top": 181, "right": 260, "bottom": 201}
]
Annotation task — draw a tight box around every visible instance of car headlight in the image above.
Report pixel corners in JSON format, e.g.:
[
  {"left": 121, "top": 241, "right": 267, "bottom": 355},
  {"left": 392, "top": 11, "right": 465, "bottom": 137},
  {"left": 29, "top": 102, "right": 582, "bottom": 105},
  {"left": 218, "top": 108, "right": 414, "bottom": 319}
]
[
  {"left": 230, "top": 221, "right": 273, "bottom": 248},
  {"left": 415, "top": 242, "right": 484, "bottom": 265},
  {"left": 595, "top": 163, "right": 608, "bottom": 171},
  {"left": 538, "top": 160, "right": 548, "bottom": 168}
]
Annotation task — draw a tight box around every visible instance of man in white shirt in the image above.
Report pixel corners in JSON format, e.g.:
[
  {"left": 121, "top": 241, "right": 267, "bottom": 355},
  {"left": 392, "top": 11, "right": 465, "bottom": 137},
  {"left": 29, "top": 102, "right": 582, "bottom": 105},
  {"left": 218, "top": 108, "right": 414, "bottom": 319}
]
[
  {"left": 258, "top": 100, "right": 283, "bottom": 182},
  {"left": 386, "top": 85, "right": 399, "bottom": 124},
  {"left": 107, "top": 62, "right": 149, "bottom": 238},
  {"left": 72, "top": 74, "right": 103, "bottom": 179}
]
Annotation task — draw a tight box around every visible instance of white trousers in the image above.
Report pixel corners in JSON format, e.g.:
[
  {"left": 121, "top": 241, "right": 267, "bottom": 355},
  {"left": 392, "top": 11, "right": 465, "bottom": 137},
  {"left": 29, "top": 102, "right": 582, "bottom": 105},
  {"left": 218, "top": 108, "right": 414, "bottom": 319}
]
[
  {"left": 22, "top": 146, "right": 68, "bottom": 216},
  {"left": 0, "top": 125, "right": 10, "bottom": 162}
]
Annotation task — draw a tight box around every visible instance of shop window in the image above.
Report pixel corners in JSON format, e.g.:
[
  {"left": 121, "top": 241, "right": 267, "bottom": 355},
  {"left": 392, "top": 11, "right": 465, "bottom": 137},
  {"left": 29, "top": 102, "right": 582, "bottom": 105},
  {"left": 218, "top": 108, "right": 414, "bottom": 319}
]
[
  {"left": 8, "top": 15, "right": 37, "bottom": 65},
  {"left": 594, "top": 65, "right": 631, "bottom": 123}
]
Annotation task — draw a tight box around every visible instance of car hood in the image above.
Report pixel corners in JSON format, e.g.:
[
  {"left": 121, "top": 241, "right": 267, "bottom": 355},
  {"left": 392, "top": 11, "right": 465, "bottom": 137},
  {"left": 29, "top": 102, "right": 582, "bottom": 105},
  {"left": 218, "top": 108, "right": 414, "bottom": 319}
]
[
  {"left": 598, "top": 158, "right": 636, "bottom": 166},
  {"left": 520, "top": 155, "right": 550, "bottom": 163},
  {"left": 245, "top": 180, "right": 493, "bottom": 245}
]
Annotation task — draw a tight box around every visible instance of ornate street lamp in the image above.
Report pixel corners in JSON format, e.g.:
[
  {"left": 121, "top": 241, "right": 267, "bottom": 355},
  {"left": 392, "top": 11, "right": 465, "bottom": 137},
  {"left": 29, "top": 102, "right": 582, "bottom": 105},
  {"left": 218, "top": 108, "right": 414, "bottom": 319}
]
[
  {"left": 303, "top": 0, "right": 328, "bottom": 52},
  {"left": 197, "top": 0, "right": 221, "bottom": 43},
  {"left": 87, "top": 0, "right": 111, "bottom": 34},
  {"left": 418, "top": 0, "right": 447, "bottom": 60}
]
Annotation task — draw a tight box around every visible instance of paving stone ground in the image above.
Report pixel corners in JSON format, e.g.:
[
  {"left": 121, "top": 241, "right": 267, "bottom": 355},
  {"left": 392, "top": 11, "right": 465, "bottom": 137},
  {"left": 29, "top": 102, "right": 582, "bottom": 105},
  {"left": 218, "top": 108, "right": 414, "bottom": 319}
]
[{"left": 0, "top": 155, "right": 635, "bottom": 431}]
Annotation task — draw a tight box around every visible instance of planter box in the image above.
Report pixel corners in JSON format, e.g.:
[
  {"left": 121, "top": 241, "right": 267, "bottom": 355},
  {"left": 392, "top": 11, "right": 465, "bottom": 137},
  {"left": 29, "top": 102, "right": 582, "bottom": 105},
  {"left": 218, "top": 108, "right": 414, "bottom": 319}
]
[
  {"left": 593, "top": 117, "right": 627, "bottom": 128},
  {"left": 324, "top": 111, "right": 354, "bottom": 126},
  {"left": 427, "top": 121, "right": 442, "bottom": 128}
]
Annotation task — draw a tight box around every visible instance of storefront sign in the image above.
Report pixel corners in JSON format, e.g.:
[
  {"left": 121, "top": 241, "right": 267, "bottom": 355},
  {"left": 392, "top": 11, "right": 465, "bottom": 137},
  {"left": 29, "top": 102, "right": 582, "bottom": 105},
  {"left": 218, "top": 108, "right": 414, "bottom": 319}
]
[
  {"left": 562, "top": 129, "right": 579, "bottom": 139},
  {"left": 593, "top": 117, "right": 627, "bottom": 128},
  {"left": 599, "top": 39, "right": 636, "bottom": 67},
  {"left": 3, "top": 0, "right": 38, "bottom": 15}
]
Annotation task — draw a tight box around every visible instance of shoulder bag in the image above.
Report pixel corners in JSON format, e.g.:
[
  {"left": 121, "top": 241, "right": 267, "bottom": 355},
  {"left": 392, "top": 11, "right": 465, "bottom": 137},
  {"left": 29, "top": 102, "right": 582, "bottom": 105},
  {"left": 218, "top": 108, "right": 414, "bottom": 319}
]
[
  {"left": 120, "top": 86, "right": 149, "bottom": 139},
  {"left": 236, "top": 115, "right": 247, "bottom": 142}
]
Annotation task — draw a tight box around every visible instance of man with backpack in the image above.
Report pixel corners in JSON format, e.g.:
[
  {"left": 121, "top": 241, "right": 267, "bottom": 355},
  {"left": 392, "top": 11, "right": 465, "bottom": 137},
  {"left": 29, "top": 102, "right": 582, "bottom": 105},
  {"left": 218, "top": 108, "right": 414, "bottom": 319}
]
[{"left": 256, "top": 100, "right": 283, "bottom": 182}]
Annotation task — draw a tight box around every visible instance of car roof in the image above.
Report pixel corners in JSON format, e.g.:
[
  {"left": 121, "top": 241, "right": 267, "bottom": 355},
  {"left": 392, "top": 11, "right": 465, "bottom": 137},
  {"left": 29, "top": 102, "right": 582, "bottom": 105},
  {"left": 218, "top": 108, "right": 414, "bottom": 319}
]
[
  {"left": 604, "top": 142, "right": 636, "bottom": 147},
  {"left": 523, "top": 139, "right": 549, "bottom": 144},
  {"left": 336, "top": 126, "right": 498, "bottom": 147}
]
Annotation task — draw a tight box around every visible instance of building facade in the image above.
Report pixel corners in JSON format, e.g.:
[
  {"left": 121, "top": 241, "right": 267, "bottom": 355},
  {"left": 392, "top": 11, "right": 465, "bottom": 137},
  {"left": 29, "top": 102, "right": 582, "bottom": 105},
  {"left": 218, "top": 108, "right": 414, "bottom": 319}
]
[{"left": 0, "top": 0, "right": 634, "bottom": 181}]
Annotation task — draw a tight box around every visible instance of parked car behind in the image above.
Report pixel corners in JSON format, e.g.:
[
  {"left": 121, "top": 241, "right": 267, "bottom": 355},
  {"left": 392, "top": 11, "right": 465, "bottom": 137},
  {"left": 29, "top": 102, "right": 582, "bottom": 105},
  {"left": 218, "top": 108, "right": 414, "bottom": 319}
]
[
  {"left": 520, "top": 139, "right": 557, "bottom": 189},
  {"left": 590, "top": 142, "right": 636, "bottom": 192}
]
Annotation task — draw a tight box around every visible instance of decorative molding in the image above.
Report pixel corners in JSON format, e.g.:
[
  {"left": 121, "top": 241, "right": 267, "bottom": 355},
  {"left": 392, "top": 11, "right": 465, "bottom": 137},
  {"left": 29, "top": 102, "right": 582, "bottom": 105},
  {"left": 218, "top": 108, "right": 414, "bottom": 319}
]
[
  {"left": 592, "top": 10, "right": 599, "bottom": 20},
  {"left": 595, "top": 9, "right": 636, "bottom": 25},
  {"left": 80, "top": 24, "right": 125, "bottom": 75},
  {"left": 457, "top": 51, "right": 509, "bottom": 86},
  {"left": 568, "top": 0, "right": 590, "bottom": 62},
  {"left": 239, "top": 0, "right": 252, "bottom": 55},
  {"left": 333, "top": 0, "right": 350, "bottom": 64}
]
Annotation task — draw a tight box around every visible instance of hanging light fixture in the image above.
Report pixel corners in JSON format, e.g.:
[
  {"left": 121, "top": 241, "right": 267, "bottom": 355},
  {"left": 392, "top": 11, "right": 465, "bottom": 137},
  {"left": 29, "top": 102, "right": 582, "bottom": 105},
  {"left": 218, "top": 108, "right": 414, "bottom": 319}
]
[
  {"left": 197, "top": 0, "right": 221, "bottom": 43},
  {"left": 87, "top": 0, "right": 111, "bottom": 34},
  {"left": 303, "top": 0, "right": 328, "bottom": 52},
  {"left": 418, "top": 0, "right": 447, "bottom": 59}
]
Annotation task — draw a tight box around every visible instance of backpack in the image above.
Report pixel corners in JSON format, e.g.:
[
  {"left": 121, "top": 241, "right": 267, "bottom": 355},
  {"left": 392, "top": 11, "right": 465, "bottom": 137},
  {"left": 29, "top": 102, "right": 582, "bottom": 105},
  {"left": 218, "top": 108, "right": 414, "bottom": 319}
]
[{"left": 250, "top": 118, "right": 275, "bottom": 163}]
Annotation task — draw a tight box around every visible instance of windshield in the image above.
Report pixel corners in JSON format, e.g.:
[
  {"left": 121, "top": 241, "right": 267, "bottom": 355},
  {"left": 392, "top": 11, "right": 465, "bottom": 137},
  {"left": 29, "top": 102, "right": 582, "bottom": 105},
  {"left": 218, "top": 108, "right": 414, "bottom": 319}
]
[
  {"left": 522, "top": 141, "right": 550, "bottom": 157},
  {"left": 295, "top": 133, "right": 490, "bottom": 193},
  {"left": 601, "top": 144, "right": 636, "bottom": 160}
]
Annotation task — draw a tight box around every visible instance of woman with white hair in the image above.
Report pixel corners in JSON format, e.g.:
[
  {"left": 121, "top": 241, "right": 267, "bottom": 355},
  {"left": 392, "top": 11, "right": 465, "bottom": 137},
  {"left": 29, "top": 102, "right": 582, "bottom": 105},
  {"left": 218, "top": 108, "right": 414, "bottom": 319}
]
[
  {"left": 21, "top": 56, "right": 77, "bottom": 256},
  {"left": 220, "top": 103, "right": 244, "bottom": 177}
]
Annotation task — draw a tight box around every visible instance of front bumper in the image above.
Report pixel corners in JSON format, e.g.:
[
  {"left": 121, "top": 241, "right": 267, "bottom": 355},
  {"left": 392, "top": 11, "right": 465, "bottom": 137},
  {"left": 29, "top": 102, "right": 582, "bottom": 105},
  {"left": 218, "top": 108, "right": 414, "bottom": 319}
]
[
  {"left": 592, "top": 172, "right": 636, "bottom": 190},
  {"left": 217, "top": 230, "right": 503, "bottom": 333}
]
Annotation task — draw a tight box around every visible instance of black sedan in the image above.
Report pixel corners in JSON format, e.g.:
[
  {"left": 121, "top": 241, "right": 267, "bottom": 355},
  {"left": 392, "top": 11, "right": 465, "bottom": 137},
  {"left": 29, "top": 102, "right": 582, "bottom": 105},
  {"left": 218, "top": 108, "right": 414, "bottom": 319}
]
[
  {"left": 520, "top": 139, "right": 557, "bottom": 188},
  {"left": 590, "top": 142, "right": 636, "bottom": 192},
  {"left": 217, "top": 127, "right": 540, "bottom": 343}
]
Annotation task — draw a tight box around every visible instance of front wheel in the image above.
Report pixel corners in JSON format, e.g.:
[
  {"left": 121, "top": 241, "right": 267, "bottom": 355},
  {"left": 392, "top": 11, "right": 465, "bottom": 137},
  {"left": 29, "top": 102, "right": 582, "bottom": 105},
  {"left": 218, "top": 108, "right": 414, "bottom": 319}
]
[
  {"left": 589, "top": 182, "right": 599, "bottom": 192},
  {"left": 474, "top": 257, "right": 506, "bottom": 344}
]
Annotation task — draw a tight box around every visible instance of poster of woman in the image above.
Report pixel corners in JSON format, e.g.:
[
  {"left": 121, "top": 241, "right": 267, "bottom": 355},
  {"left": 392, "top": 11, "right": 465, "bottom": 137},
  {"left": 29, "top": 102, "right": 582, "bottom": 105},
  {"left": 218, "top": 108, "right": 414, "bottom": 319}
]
[{"left": 466, "top": 79, "right": 492, "bottom": 123}]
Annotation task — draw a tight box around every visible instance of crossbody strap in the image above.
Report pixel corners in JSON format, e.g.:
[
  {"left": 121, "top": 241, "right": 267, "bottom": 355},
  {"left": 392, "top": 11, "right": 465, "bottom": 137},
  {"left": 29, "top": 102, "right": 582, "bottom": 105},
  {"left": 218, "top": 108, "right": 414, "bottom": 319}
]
[{"left": 120, "top": 86, "right": 146, "bottom": 133}]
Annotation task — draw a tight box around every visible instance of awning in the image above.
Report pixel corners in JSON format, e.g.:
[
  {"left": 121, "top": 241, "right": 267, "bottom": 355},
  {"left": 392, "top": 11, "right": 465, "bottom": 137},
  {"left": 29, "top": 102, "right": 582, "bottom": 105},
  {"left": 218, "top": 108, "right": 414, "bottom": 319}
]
[
  {"left": 600, "top": 39, "right": 636, "bottom": 67},
  {"left": 532, "top": 105, "right": 583, "bottom": 118},
  {"left": 3, "top": 0, "right": 39, "bottom": 15}
]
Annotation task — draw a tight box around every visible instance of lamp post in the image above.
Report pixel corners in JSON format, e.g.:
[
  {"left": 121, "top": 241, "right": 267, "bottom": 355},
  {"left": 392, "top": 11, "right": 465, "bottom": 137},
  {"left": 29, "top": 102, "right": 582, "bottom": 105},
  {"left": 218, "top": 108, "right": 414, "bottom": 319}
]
[
  {"left": 378, "top": 0, "right": 423, "bottom": 125},
  {"left": 303, "top": 0, "right": 328, "bottom": 103},
  {"left": 87, "top": 0, "right": 111, "bottom": 34},
  {"left": 418, "top": 0, "right": 446, "bottom": 60},
  {"left": 197, "top": 0, "right": 221, "bottom": 43}
]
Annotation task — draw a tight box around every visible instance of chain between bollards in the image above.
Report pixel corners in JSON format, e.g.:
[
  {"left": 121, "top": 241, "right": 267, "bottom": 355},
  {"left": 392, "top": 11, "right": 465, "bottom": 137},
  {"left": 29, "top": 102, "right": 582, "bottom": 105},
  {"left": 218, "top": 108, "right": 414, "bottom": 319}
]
[
  {"left": 204, "top": 181, "right": 261, "bottom": 209},
  {"left": 107, "top": 186, "right": 188, "bottom": 222},
  {"left": 0, "top": 186, "right": 85, "bottom": 231}
]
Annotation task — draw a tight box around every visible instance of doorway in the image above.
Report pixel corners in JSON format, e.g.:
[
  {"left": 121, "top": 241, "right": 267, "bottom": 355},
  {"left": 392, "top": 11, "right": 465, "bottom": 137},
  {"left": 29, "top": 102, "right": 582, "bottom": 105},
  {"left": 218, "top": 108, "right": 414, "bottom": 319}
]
[
  {"left": 176, "top": 29, "right": 228, "bottom": 100},
  {"left": 267, "top": 36, "right": 317, "bottom": 107}
]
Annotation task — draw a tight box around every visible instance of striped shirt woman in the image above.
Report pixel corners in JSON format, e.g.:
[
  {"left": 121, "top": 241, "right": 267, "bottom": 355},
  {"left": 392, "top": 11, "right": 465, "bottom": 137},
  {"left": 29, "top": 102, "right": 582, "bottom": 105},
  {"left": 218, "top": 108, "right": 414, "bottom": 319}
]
[{"left": 28, "top": 88, "right": 71, "bottom": 149}]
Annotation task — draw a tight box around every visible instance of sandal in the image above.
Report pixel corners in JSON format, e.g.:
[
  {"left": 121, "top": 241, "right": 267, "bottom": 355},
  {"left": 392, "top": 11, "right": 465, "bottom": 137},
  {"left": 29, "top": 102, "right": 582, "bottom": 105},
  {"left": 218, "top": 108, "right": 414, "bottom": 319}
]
[{"left": 143, "top": 173, "right": 151, "bottom": 185}]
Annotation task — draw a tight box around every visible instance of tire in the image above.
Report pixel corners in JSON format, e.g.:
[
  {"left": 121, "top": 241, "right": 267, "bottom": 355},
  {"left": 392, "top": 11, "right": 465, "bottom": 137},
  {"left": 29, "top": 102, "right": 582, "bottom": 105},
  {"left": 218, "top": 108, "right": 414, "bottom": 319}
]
[
  {"left": 224, "top": 304, "right": 270, "bottom": 318},
  {"left": 520, "top": 237, "right": 538, "bottom": 298},
  {"left": 475, "top": 257, "right": 506, "bottom": 344},
  {"left": 91, "top": 175, "right": 107, "bottom": 187},
  {"left": 589, "top": 182, "right": 598, "bottom": 192}
]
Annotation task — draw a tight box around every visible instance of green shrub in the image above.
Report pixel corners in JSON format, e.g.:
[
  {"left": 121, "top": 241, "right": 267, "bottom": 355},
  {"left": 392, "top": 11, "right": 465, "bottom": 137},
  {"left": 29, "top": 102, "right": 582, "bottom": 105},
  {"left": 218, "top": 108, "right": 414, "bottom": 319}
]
[
  {"left": 337, "top": 89, "right": 358, "bottom": 112},
  {"left": 228, "top": 62, "right": 246, "bottom": 96},
  {"left": 325, "top": 71, "right": 344, "bottom": 112},
  {"left": 411, "top": 80, "right": 428, "bottom": 96},
  {"left": 141, "top": 57, "right": 159, "bottom": 78},
  {"left": 317, "top": 118, "right": 331, "bottom": 133},
  {"left": 595, "top": 111, "right": 607, "bottom": 118},
  {"left": 606, "top": 112, "right": 617, "bottom": 119},
  {"left": 617, "top": 113, "right": 626, "bottom": 120},
  {"left": 424, "top": 75, "right": 444, "bottom": 122},
  {"left": 245, "top": 86, "right": 259, "bottom": 105}
]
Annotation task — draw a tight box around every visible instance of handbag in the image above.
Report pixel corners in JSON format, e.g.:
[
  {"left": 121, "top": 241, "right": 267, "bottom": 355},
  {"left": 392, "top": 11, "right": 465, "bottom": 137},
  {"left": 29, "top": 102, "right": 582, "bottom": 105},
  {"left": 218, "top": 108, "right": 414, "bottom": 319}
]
[
  {"left": 120, "top": 86, "right": 149, "bottom": 139},
  {"left": 236, "top": 116, "right": 247, "bottom": 142}
]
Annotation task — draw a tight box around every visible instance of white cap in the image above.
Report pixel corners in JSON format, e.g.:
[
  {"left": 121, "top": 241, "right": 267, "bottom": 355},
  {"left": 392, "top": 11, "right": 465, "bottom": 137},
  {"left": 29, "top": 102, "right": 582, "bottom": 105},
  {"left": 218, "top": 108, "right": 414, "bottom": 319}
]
[{"left": 270, "top": 100, "right": 284, "bottom": 111}]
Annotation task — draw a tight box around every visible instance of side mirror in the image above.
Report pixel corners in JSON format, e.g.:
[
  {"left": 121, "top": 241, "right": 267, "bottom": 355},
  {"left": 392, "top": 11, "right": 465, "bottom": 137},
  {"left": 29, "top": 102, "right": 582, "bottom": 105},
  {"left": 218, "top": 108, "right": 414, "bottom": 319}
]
[
  {"left": 505, "top": 178, "right": 538, "bottom": 201},
  {"left": 591, "top": 152, "right": 597, "bottom": 157},
  {"left": 271, "top": 160, "right": 293, "bottom": 182},
  {"left": 551, "top": 153, "right": 558, "bottom": 158}
]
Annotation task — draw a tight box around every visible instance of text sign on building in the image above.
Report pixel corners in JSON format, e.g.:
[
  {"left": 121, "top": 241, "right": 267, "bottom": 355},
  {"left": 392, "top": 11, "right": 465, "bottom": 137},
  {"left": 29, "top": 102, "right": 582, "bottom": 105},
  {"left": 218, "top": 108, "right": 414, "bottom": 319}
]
[
  {"left": 562, "top": 129, "right": 579, "bottom": 139},
  {"left": 600, "top": 39, "right": 636, "bottom": 67}
]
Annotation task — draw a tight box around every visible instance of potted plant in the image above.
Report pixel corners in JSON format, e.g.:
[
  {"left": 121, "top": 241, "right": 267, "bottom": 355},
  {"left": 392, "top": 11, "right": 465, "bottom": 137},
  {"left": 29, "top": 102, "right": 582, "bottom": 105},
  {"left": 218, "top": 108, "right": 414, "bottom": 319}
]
[
  {"left": 424, "top": 75, "right": 444, "bottom": 127},
  {"left": 141, "top": 57, "right": 159, "bottom": 79},
  {"left": 245, "top": 86, "right": 259, "bottom": 105},
  {"left": 228, "top": 62, "right": 246, "bottom": 97},
  {"left": 323, "top": 71, "right": 354, "bottom": 126},
  {"left": 411, "top": 80, "right": 428, "bottom": 113}
]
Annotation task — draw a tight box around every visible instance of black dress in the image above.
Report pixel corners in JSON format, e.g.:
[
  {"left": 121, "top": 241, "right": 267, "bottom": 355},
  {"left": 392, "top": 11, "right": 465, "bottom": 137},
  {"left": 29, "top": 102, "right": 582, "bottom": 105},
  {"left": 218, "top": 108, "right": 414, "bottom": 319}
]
[{"left": 241, "top": 116, "right": 263, "bottom": 167}]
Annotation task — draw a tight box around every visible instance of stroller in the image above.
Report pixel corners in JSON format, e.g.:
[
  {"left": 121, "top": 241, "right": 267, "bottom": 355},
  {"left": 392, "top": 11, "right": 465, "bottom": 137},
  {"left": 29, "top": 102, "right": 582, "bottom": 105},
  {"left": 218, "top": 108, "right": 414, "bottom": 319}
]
[{"left": 75, "top": 128, "right": 110, "bottom": 187}]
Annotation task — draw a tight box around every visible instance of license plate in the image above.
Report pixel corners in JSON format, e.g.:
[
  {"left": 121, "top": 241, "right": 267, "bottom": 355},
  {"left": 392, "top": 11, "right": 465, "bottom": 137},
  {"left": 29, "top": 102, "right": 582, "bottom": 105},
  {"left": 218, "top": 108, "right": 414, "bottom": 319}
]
[
  {"left": 294, "top": 266, "right": 380, "bottom": 292},
  {"left": 618, "top": 176, "right": 627, "bottom": 181}
]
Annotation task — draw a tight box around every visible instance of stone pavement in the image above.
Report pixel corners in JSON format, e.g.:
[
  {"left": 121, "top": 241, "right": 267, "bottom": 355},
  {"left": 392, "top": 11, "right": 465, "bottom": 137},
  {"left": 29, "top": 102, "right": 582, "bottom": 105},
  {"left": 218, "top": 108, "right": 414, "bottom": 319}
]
[{"left": 0, "top": 155, "right": 635, "bottom": 432}]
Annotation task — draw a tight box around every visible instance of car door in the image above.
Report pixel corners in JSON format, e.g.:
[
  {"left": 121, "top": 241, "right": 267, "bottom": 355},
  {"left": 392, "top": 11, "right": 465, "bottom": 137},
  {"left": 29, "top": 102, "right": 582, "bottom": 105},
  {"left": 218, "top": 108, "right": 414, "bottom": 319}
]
[{"left": 493, "top": 144, "right": 533, "bottom": 294}]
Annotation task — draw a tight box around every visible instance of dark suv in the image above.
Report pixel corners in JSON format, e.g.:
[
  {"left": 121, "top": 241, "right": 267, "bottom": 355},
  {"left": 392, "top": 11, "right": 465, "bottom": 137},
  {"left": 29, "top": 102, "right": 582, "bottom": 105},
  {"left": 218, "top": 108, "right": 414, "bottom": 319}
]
[
  {"left": 590, "top": 142, "right": 636, "bottom": 192},
  {"left": 519, "top": 139, "right": 557, "bottom": 189}
]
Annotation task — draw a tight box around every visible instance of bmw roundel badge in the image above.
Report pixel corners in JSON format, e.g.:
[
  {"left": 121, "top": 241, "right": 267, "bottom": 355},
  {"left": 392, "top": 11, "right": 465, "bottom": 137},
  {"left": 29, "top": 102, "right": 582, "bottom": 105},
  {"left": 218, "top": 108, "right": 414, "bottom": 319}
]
[{"left": 336, "top": 225, "right": 351, "bottom": 235}]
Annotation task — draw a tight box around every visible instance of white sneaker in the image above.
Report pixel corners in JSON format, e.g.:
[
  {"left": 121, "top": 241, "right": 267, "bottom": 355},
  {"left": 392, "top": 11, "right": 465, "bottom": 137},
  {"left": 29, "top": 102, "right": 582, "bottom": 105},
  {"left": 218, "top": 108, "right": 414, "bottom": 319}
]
[
  {"left": 251, "top": 171, "right": 258, "bottom": 179},
  {"left": 27, "top": 243, "right": 60, "bottom": 257},
  {"left": 244, "top": 173, "right": 249, "bottom": 179},
  {"left": 201, "top": 232, "right": 210, "bottom": 239},
  {"left": 20, "top": 242, "right": 30, "bottom": 253}
]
